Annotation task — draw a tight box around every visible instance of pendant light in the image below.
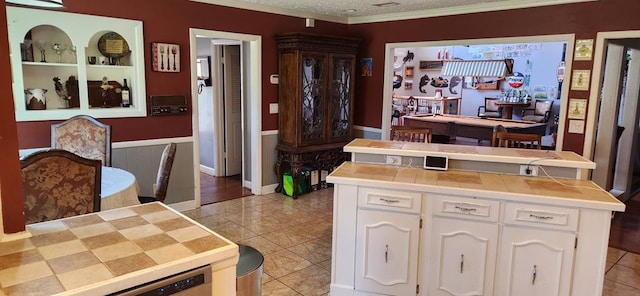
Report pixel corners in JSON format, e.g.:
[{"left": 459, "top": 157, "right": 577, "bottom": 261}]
[{"left": 5, "top": 0, "right": 64, "bottom": 8}]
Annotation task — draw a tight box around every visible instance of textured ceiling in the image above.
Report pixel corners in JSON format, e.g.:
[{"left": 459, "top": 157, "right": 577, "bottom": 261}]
[{"left": 192, "top": 0, "right": 594, "bottom": 23}]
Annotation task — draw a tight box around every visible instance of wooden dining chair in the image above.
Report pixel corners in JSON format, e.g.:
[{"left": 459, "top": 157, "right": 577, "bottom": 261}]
[
  {"left": 491, "top": 125, "right": 507, "bottom": 147},
  {"left": 51, "top": 115, "right": 112, "bottom": 166},
  {"left": 139, "top": 143, "right": 177, "bottom": 203},
  {"left": 390, "top": 125, "right": 432, "bottom": 143},
  {"left": 494, "top": 132, "right": 542, "bottom": 149},
  {"left": 21, "top": 149, "right": 102, "bottom": 224}
]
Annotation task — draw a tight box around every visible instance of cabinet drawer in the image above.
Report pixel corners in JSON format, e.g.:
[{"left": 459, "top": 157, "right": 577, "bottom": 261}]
[
  {"left": 504, "top": 202, "right": 579, "bottom": 231},
  {"left": 432, "top": 195, "right": 500, "bottom": 222},
  {"left": 358, "top": 187, "right": 421, "bottom": 214}
]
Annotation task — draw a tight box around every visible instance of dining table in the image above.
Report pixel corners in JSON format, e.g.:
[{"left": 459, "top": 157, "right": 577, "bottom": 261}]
[
  {"left": 101, "top": 166, "right": 141, "bottom": 210},
  {"left": 493, "top": 100, "right": 531, "bottom": 119}
]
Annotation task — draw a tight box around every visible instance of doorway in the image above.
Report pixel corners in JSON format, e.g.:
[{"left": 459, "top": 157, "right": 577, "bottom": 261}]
[
  {"left": 590, "top": 33, "right": 640, "bottom": 202},
  {"left": 189, "top": 29, "right": 263, "bottom": 207}
]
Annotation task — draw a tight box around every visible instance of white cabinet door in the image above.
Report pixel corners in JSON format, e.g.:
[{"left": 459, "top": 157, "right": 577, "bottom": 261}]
[
  {"left": 428, "top": 217, "right": 499, "bottom": 296},
  {"left": 496, "top": 226, "right": 575, "bottom": 296},
  {"left": 355, "top": 209, "right": 420, "bottom": 295}
]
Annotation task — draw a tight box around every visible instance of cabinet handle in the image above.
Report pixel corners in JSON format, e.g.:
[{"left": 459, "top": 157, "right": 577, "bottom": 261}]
[
  {"left": 455, "top": 205, "right": 477, "bottom": 212},
  {"left": 532, "top": 265, "right": 537, "bottom": 285},
  {"left": 530, "top": 214, "right": 554, "bottom": 220},
  {"left": 385, "top": 245, "right": 389, "bottom": 263},
  {"left": 380, "top": 198, "right": 400, "bottom": 203},
  {"left": 460, "top": 254, "right": 464, "bottom": 273}
]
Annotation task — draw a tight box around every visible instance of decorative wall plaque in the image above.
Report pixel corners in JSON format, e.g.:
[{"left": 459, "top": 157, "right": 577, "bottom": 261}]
[{"left": 574, "top": 39, "right": 594, "bottom": 61}]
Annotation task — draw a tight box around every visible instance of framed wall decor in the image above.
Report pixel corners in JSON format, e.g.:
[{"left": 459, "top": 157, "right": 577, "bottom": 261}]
[
  {"left": 571, "top": 70, "right": 591, "bottom": 91},
  {"left": 568, "top": 98, "right": 587, "bottom": 120},
  {"left": 152, "top": 42, "right": 180, "bottom": 72},
  {"left": 574, "top": 39, "right": 594, "bottom": 61}
]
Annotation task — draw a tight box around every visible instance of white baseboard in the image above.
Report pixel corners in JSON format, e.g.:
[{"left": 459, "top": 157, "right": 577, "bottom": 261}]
[
  {"left": 261, "top": 183, "right": 278, "bottom": 194},
  {"left": 0, "top": 230, "right": 32, "bottom": 242},
  {"left": 200, "top": 165, "right": 215, "bottom": 176}
]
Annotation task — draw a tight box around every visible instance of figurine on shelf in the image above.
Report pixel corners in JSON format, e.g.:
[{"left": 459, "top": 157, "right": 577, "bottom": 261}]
[
  {"left": 100, "top": 76, "right": 113, "bottom": 108},
  {"left": 53, "top": 75, "right": 79, "bottom": 108}
]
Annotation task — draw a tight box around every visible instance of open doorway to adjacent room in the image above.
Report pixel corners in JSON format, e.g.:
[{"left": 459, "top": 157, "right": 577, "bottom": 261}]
[{"left": 190, "top": 29, "right": 263, "bottom": 206}]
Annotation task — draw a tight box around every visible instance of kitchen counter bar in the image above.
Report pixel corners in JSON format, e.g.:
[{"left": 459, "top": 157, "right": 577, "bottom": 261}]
[{"left": 0, "top": 202, "right": 238, "bottom": 296}]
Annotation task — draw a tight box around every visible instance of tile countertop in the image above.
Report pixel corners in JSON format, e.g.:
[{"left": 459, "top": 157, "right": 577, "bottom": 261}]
[
  {"left": 344, "top": 139, "right": 595, "bottom": 169},
  {"left": 0, "top": 202, "right": 238, "bottom": 296},
  {"left": 327, "top": 161, "right": 625, "bottom": 212}
]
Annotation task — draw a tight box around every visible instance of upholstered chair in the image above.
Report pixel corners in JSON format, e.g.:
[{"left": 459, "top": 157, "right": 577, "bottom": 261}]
[
  {"left": 51, "top": 115, "right": 112, "bottom": 166},
  {"left": 521, "top": 100, "right": 554, "bottom": 123},
  {"left": 139, "top": 143, "right": 177, "bottom": 203},
  {"left": 477, "top": 97, "right": 502, "bottom": 118},
  {"left": 21, "top": 149, "right": 102, "bottom": 224}
]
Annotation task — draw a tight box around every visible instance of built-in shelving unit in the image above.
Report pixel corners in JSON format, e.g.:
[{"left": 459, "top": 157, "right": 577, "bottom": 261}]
[{"left": 7, "top": 7, "right": 146, "bottom": 121}]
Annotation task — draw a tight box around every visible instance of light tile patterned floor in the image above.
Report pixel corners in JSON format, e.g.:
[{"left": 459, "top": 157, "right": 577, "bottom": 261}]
[{"left": 182, "top": 188, "right": 640, "bottom": 296}]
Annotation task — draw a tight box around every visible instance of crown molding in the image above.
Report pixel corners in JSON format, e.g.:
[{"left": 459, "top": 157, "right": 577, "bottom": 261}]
[{"left": 190, "top": 0, "right": 595, "bottom": 25}]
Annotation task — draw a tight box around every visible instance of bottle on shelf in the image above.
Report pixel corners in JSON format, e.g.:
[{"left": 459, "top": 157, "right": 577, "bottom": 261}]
[{"left": 121, "top": 78, "right": 130, "bottom": 107}]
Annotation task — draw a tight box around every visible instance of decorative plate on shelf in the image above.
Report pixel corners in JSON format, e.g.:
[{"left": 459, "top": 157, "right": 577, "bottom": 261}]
[{"left": 98, "top": 32, "right": 131, "bottom": 59}]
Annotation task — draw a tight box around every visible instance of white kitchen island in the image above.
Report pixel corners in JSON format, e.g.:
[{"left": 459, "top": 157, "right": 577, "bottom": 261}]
[{"left": 327, "top": 159, "right": 624, "bottom": 296}]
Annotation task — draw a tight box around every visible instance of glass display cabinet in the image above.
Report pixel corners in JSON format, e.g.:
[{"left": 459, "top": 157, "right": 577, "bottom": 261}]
[{"left": 274, "top": 32, "right": 360, "bottom": 198}]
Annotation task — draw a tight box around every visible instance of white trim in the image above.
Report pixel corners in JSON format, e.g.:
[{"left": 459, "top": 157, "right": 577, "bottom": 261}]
[
  {"left": 584, "top": 30, "right": 640, "bottom": 161},
  {"left": 189, "top": 0, "right": 594, "bottom": 25},
  {"left": 112, "top": 137, "right": 193, "bottom": 149},
  {"left": 354, "top": 125, "right": 382, "bottom": 134},
  {"left": 261, "top": 130, "right": 278, "bottom": 136},
  {"left": 189, "top": 28, "right": 263, "bottom": 211},
  {"left": 382, "top": 34, "right": 575, "bottom": 149},
  {"left": 200, "top": 165, "right": 216, "bottom": 176},
  {"left": 262, "top": 183, "right": 278, "bottom": 194}
]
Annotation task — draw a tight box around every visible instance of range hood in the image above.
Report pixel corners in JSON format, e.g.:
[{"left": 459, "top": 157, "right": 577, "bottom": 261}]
[{"left": 441, "top": 59, "right": 514, "bottom": 77}]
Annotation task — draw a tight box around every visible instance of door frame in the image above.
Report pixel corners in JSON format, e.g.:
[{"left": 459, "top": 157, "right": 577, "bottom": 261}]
[
  {"left": 189, "top": 28, "right": 262, "bottom": 206},
  {"left": 588, "top": 30, "right": 640, "bottom": 199}
]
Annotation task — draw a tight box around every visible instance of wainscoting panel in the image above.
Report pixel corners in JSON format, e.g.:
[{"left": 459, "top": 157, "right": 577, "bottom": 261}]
[
  {"left": 112, "top": 142, "right": 195, "bottom": 205},
  {"left": 262, "top": 132, "right": 279, "bottom": 186}
]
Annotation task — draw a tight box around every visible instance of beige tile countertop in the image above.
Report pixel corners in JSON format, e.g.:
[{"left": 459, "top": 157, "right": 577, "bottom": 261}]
[
  {"left": 0, "top": 202, "right": 238, "bottom": 296},
  {"left": 327, "top": 161, "right": 625, "bottom": 212},
  {"left": 344, "top": 139, "right": 595, "bottom": 169}
]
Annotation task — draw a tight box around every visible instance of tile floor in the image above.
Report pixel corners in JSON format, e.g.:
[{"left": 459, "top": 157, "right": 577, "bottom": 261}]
[{"left": 183, "top": 188, "right": 640, "bottom": 295}]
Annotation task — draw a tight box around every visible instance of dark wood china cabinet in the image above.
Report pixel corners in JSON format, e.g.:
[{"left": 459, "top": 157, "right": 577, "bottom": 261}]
[{"left": 275, "top": 32, "right": 360, "bottom": 198}]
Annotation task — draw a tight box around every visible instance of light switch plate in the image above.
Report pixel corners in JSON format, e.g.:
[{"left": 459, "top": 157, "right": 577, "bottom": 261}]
[{"left": 269, "top": 103, "right": 279, "bottom": 114}]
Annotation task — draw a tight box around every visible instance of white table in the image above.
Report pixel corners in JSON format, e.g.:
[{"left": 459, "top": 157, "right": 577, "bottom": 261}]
[{"left": 101, "top": 166, "right": 140, "bottom": 210}]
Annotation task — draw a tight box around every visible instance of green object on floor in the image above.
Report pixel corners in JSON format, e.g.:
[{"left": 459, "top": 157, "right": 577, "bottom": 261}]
[{"left": 283, "top": 171, "right": 311, "bottom": 197}]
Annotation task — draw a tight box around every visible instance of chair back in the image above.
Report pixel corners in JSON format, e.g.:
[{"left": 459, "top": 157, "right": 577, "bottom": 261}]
[
  {"left": 522, "top": 100, "right": 554, "bottom": 123},
  {"left": 391, "top": 126, "right": 432, "bottom": 143},
  {"left": 51, "top": 115, "right": 112, "bottom": 166},
  {"left": 154, "top": 143, "right": 177, "bottom": 203},
  {"left": 478, "top": 98, "right": 502, "bottom": 118},
  {"left": 491, "top": 125, "right": 507, "bottom": 147},
  {"left": 21, "top": 149, "right": 102, "bottom": 224},
  {"left": 494, "top": 132, "right": 542, "bottom": 149}
]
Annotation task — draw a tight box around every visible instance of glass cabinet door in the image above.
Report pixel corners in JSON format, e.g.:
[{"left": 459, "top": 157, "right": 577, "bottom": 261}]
[
  {"left": 301, "top": 55, "right": 326, "bottom": 142},
  {"left": 330, "top": 56, "right": 354, "bottom": 139}
]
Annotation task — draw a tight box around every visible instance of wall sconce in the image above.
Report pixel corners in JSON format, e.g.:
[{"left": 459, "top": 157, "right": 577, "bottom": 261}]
[
  {"left": 557, "top": 61, "right": 566, "bottom": 83},
  {"left": 5, "top": 0, "right": 64, "bottom": 8}
]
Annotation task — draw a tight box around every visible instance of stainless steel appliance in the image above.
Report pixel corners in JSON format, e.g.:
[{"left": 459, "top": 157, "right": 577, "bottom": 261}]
[{"left": 110, "top": 265, "right": 212, "bottom": 295}]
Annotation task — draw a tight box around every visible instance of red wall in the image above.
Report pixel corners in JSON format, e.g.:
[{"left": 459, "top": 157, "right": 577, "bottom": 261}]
[
  {"left": 3, "top": 0, "right": 640, "bottom": 233},
  {"left": 349, "top": 0, "right": 640, "bottom": 154},
  {"left": 14, "top": 0, "right": 350, "bottom": 148},
  {"left": 2, "top": 0, "right": 350, "bottom": 233}
]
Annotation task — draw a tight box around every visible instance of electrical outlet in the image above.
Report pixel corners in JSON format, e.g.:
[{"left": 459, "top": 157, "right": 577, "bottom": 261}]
[
  {"left": 519, "top": 165, "right": 539, "bottom": 176},
  {"left": 386, "top": 155, "right": 402, "bottom": 166}
]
